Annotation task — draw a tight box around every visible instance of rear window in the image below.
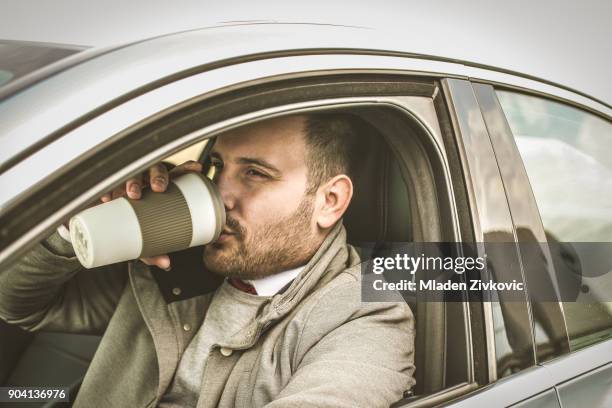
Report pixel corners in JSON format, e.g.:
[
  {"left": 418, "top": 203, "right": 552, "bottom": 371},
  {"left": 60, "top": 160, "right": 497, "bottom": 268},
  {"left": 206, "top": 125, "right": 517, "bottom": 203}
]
[
  {"left": 0, "top": 41, "right": 82, "bottom": 88},
  {"left": 0, "top": 70, "right": 13, "bottom": 87},
  {"left": 497, "top": 90, "right": 612, "bottom": 351}
]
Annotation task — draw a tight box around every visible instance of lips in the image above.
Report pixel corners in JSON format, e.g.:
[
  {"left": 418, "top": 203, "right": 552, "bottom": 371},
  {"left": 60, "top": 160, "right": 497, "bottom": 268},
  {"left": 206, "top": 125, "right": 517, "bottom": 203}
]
[
  {"left": 218, "top": 217, "right": 242, "bottom": 242},
  {"left": 217, "top": 228, "right": 236, "bottom": 242}
]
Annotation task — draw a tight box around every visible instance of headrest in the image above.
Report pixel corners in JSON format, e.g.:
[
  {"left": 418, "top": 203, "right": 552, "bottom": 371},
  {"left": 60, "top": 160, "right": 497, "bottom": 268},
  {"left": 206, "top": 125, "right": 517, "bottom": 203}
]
[{"left": 344, "top": 117, "right": 412, "bottom": 246}]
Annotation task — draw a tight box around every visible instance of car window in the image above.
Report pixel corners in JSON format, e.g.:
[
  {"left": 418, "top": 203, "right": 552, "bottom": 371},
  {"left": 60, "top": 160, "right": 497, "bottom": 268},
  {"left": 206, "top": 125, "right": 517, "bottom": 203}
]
[
  {"left": 0, "top": 41, "right": 80, "bottom": 88},
  {"left": 496, "top": 90, "right": 612, "bottom": 350},
  {"left": 0, "top": 70, "right": 13, "bottom": 87},
  {"left": 165, "top": 140, "right": 208, "bottom": 165},
  {"left": 1, "top": 104, "right": 455, "bottom": 405}
]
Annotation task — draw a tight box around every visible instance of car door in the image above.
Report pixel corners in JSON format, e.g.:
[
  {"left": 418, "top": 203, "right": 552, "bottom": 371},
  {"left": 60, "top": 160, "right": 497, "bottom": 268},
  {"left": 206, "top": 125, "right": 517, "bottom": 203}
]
[
  {"left": 490, "top": 87, "right": 612, "bottom": 407},
  {"left": 0, "top": 27, "right": 482, "bottom": 406},
  {"left": 444, "top": 80, "right": 612, "bottom": 407}
]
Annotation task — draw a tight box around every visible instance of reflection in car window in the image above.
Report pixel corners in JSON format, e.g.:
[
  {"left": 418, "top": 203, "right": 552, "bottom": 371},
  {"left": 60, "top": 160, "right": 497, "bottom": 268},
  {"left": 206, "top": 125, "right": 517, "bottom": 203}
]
[
  {"left": 497, "top": 90, "right": 612, "bottom": 350},
  {"left": 0, "top": 70, "right": 13, "bottom": 87},
  {"left": 0, "top": 41, "right": 81, "bottom": 89}
]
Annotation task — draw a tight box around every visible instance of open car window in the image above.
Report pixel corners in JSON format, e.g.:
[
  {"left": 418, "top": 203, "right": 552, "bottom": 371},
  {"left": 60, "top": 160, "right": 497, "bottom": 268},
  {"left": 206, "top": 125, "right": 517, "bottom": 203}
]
[{"left": 0, "top": 75, "right": 481, "bottom": 407}]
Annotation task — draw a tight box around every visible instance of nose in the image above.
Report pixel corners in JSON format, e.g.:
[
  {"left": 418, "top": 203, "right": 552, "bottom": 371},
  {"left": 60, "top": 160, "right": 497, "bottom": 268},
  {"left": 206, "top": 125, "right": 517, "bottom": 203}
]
[{"left": 213, "top": 170, "right": 236, "bottom": 211}]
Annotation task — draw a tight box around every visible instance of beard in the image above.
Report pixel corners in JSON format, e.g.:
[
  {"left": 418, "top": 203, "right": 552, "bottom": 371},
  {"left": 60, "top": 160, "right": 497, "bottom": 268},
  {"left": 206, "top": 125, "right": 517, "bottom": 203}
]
[{"left": 203, "top": 194, "right": 319, "bottom": 280}]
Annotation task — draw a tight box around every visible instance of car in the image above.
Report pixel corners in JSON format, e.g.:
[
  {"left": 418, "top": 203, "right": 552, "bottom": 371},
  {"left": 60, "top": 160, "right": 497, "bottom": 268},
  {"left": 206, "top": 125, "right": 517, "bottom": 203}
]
[{"left": 0, "top": 22, "right": 611, "bottom": 408}]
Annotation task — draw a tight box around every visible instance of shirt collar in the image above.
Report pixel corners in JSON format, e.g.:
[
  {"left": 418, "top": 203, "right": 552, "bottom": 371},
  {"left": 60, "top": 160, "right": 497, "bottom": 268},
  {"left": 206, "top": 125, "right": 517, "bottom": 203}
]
[{"left": 245, "top": 265, "right": 304, "bottom": 296}]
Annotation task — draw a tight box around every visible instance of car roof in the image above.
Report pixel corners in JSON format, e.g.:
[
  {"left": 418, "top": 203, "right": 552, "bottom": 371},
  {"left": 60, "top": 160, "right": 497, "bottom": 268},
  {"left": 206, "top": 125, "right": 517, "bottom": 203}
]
[
  {"left": 1, "top": 22, "right": 609, "bottom": 108},
  {"left": 0, "top": 22, "right": 610, "bottom": 176}
]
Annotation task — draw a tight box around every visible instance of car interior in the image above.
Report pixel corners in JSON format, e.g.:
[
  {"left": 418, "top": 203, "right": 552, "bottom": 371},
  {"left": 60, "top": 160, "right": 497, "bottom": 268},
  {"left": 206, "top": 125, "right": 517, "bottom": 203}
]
[{"left": 0, "top": 105, "right": 471, "bottom": 407}]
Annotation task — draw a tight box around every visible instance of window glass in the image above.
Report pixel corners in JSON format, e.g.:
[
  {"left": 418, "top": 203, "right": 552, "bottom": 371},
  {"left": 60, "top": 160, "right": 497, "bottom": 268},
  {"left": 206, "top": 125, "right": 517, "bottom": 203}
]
[
  {"left": 0, "top": 70, "right": 13, "bottom": 87},
  {"left": 0, "top": 42, "right": 79, "bottom": 86},
  {"left": 497, "top": 90, "right": 612, "bottom": 350},
  {"left": 165, "top": 139, "right": 207, "bottom": 165}
]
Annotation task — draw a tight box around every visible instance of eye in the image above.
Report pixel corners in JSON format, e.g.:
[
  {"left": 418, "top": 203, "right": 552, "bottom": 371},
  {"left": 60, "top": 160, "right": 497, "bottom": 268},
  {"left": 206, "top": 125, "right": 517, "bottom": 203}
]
[
  {"left": 245, "top": 168, "right": 268, "bottom": 179},
  {"left": 210, "top": 159, "right": 223, "bottom": 169}
]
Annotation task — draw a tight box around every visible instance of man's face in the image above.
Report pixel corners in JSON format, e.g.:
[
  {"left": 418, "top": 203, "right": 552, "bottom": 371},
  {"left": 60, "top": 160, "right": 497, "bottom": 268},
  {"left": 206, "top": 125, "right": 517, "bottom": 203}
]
[{"left": 203, "top": 115, "right": 321, "bottom": 279}]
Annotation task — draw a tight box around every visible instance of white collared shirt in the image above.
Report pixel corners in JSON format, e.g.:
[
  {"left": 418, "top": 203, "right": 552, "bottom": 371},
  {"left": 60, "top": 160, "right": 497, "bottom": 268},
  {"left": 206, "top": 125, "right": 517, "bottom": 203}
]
[{"left": 245, "top": 265, "right": 304, "bottom": 296}]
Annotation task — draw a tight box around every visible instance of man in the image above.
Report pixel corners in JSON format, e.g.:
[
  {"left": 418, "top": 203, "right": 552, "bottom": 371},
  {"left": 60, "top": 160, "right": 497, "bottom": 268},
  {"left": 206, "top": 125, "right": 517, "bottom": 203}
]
[{"left": 0, "top": 113, "right": 415, "bottom": 407}]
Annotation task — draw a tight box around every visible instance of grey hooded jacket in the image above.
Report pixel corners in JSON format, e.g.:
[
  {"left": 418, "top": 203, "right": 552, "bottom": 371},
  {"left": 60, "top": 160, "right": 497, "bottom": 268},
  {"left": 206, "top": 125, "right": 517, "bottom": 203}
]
[{"left": 0, "top": 222, "right": 415, "bottom": 407}]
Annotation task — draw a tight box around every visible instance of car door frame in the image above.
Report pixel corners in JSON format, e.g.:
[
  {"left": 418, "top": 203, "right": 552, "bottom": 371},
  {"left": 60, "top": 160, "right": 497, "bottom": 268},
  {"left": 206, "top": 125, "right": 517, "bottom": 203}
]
[{"left": 0, "top": 63, "right": 485, "bottom": 405}]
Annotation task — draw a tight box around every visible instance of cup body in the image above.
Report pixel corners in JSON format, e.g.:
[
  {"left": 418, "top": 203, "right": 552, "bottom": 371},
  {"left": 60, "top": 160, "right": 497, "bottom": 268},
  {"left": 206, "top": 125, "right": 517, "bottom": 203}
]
[{"left": 69, "top": 173, "right": 225, "bottom": 268}]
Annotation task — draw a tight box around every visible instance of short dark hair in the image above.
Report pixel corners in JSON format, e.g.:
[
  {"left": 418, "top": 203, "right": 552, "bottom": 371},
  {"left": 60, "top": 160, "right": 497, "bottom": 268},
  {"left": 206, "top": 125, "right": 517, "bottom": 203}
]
[{"left": 302, "top": 113, "right": 358, "bottom": 194}]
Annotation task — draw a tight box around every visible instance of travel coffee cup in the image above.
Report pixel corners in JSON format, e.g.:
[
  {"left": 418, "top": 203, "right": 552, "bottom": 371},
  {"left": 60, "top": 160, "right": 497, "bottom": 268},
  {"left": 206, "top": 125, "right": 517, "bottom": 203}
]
[{"left": 69, "top": 172, "right": 225, "bottom": 268}]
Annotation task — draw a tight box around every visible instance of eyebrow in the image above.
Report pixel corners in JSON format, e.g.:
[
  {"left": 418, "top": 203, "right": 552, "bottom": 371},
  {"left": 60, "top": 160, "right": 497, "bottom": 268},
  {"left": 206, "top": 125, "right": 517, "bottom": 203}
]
[{"left": 210, "top": 151, "right": 282, "bottom": 176}]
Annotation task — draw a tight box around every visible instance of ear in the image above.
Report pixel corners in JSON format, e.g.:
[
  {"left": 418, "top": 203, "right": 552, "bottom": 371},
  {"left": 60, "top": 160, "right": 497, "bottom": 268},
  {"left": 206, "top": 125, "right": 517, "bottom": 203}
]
[{"left": 314, "top": 175, "right": 353, "bottom": 230}]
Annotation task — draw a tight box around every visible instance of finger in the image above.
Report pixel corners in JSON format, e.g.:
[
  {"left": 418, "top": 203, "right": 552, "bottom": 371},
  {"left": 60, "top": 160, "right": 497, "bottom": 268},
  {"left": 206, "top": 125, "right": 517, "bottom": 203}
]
[
  {"left": 125, "top": 174, "right": 144, "bottom": 199},
  {"left": 149, "top": 163, "right": 169, "bottom": 192},
  {"left": 169, "top": 160, "right": 203, "bottom": 176},
  {"left": 100, "top": 192, "right": 112, "bottom": 203},
  {"left": 140, "top": 255, "right": 171, "bottom": 271},
  {"left": 111, "top": 186, "right": 126, "bottom": 200}
]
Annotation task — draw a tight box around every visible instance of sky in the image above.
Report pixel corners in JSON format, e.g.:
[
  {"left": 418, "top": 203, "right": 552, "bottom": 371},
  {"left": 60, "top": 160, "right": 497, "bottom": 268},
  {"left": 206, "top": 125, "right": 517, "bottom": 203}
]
[{"left": 0, "top": 0, "right": 610, "bottom": 104}]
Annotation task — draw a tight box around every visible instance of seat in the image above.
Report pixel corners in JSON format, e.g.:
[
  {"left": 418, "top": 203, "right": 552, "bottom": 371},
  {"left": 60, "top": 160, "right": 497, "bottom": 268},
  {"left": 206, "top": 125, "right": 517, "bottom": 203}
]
[
  {"left": 0, "top": 321, "right": 99, "bottom": 407},
  {"left": 344, "top": 116, "right": 412, "bottom": 245},
  {"left": 342, "top": 111, "right": 444, "bottom": 399},
  {"left": 343, "top": 114, "right": 417, "bottom": 310}
]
